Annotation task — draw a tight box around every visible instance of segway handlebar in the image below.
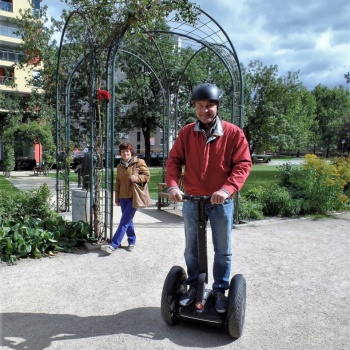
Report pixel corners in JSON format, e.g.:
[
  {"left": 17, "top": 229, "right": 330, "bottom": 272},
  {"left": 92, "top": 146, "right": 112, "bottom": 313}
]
[
  {"left": 182, "top": 194, "right": 229, "bottom": 204},
  {"left": 182, "top": 194, "right": 211, "bottom": 202}
]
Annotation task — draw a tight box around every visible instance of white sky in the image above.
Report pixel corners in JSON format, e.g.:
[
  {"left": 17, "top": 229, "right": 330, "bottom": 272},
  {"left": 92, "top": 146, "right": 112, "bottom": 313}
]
[{"left": 42, "top": 0, "right": 350, "bottom": 90}]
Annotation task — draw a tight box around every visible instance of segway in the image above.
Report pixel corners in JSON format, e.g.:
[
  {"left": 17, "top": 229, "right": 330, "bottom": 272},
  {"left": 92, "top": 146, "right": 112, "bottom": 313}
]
[{"left": 161, "top": 195, "right": 246, "bottom": 339}]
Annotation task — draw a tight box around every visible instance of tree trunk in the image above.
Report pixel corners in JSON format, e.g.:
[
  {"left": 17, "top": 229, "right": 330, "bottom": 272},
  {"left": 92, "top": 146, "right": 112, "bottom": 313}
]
[{"left": 142, "top": 128, "right": 151, "bottom": 166}]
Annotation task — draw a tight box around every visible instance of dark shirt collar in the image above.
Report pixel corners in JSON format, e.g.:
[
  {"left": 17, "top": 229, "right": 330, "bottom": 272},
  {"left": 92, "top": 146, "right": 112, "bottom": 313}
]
[{"left": 194, "top": 116, "right": 224, "bottom": 141}]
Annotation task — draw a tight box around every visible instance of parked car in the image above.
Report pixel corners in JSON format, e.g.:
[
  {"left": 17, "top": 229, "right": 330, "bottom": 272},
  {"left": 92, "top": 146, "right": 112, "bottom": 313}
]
[
  {"left": 15, "top": 157, "right": 36, "bottom": 170},
  {"left": 251, "top": 154, "right": 271, "bottom": 164},
  {"left": 137, "top": 152, "right": 168, "bottom": 166}
]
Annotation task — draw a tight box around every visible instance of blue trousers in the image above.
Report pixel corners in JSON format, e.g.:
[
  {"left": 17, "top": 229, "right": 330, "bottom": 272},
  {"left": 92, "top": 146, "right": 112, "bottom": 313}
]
[
  {"left": 111, "top": 198, "right": 137, "bottom": 248},
  {"left": 182, "top": 199, "right": 234, "bottom": 291}
]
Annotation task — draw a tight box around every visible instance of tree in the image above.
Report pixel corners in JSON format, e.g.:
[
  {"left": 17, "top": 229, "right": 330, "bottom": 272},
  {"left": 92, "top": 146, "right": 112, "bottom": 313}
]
[
  {"left": 312, "top": 85, "right": 350, "bottom": 158},
  {"left": 243, "top": 60, "right": 315, "bottom": 155},
  {"left": 345, "top": 71, "right": 350, "bottom": 84},
  {"left": 2, "top": 121, "right": 55, "bottom": 176}
]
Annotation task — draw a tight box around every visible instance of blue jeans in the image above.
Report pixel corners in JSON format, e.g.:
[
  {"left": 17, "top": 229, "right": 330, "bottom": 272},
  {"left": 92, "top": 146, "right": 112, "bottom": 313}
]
[
  {"left": 182, "top": 199, "right": 233, "bottom": 291},
  {"left": 111, "top": 198, "right": 137, "bottom": 248}
]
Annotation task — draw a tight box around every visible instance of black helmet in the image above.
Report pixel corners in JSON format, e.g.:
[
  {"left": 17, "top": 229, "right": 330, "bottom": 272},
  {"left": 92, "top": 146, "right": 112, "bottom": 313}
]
[{"left": 190, "top": 83, "right": 222, "bottom": 105}]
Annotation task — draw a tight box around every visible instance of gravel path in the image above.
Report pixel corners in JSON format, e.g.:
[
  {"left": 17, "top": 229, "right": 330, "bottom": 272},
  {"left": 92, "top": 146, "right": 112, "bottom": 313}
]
[{"left": 1, "top": 206, "right": 349, "bottom": 350}]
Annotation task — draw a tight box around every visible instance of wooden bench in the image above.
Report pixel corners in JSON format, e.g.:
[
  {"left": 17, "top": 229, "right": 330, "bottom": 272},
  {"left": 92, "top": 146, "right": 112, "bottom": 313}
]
[
  {"left": 34, "top": 163, "right": 48, "bottom": 176},
  {"left": 157, "top": 175, "right": 184, "bottom": 210}
]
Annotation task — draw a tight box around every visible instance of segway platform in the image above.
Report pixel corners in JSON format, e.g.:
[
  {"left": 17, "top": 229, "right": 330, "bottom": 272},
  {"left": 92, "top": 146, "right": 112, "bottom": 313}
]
[{"left": 179, "top": 289, "right": 225, "bottom": 326}]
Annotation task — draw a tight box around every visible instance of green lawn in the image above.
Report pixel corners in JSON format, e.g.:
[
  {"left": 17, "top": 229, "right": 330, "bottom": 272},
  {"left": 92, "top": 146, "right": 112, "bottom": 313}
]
[
  {"left": 149, "top": 165, "right": 282, "bottom": 197},
  {"left": 242, "top": 165, "right": 280, "bottom": 194},
  {"left": 0, "top": 175, "right": 20, "bottom": 192},
  {"left": 47, "top": 165, "right": 281, "bottom": 199}
]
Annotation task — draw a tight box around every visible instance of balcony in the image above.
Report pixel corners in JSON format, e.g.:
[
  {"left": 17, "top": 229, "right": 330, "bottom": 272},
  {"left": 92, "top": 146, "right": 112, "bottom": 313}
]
[{"left": 0, "top": 75, "right": 14, "bottom": 85}]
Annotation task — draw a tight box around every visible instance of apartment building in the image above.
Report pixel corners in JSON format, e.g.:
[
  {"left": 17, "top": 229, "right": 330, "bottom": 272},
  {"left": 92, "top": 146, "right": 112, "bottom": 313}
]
[{"left": 0, "top": 0, "right": 42, "bottom": 164}]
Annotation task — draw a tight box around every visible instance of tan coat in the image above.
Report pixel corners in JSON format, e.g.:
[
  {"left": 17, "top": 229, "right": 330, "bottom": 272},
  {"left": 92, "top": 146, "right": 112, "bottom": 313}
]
[{"left": 115, "top": 157, "right": 150, "bottom": 204}]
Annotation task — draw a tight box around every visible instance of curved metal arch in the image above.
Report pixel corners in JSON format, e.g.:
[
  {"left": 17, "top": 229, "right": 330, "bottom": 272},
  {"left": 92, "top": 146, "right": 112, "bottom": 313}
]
[
  {"left": 55, "top": 10, "right": 96, "bottom": 212},
  {"left": 102, "top": 47, "right": 169, "bottom": 237},
  {"left": 164, "top": 6, "right": 244, "bottom": 126},
  {"left": 146, "top": 30, "right": 241, "bottom": 119},
  {"left": 104, "top": 36, "right": 123, "bottom": 238}
]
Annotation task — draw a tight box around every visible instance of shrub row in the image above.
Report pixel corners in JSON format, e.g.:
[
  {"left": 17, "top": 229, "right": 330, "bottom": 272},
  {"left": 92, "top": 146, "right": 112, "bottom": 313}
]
[{"left": 239, "top": 155, "right": 350, "bottom": 221}]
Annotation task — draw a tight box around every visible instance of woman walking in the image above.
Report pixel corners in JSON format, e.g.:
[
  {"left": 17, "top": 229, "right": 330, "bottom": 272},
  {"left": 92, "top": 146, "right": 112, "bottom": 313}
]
[{"left": 101, "top": 142, "right": 150, "bottom": 253}]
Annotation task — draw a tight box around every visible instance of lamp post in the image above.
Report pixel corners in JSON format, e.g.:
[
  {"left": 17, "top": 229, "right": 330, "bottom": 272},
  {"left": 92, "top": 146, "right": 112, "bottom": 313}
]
[{"left": 341, "top": 139, "right": 345, "bottom": 157}]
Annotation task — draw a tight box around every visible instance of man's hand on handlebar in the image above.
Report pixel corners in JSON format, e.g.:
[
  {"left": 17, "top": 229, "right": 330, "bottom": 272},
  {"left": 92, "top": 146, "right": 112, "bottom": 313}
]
[
  {"left": 210, "top": 190, "right": 230, "bottom": 205},
  {"left": 168, "top": 188, "right": 184, "bottom": 202}
]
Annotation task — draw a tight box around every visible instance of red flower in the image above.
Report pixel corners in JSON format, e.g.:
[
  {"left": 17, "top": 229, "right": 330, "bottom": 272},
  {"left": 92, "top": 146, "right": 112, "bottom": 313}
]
[{"left": 97, "top": 90, "right": 111, "bottom": 101}]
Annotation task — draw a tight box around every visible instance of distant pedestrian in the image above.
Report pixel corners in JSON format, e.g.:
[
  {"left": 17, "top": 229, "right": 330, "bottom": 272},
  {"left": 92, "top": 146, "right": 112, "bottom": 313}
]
[
  {"left": 74, "top": 158, "right": 82, "bottom": 188},
  {"left": 81, "top": 152, "right": 91, "bottom": 190}
]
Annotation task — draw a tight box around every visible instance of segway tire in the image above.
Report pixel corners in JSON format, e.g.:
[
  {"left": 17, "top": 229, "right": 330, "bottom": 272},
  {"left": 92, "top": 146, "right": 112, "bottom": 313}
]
[
  {"left": 226, "top": 274, "right": 246, "bottom": 338},
  {"left": 161, "top": 265, "right": 187, "bottom": 325}
]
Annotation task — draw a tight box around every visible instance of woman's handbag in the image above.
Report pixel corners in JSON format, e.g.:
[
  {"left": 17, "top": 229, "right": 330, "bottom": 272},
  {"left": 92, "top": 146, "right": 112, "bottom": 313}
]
[
  {"left": 132, "top": 182, "right": 153, "bottom": 209},
  {"left": 132, "top": 163, "right": 152, "bottom": 209}
]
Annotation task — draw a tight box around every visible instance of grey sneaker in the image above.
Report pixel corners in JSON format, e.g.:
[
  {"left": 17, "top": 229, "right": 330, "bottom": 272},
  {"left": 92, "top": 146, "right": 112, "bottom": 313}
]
[
  {"left": 126, "top": 245, "right": 135, "bottom": 252},
  {"left": 179, "top": 287, "right": 197, "bottom": 306},
  {"left": 101, "top": 245, "right": 116, "bottom": 254},
  {"left": 213, "top": 290, "right": 227, "bottom": 313}
]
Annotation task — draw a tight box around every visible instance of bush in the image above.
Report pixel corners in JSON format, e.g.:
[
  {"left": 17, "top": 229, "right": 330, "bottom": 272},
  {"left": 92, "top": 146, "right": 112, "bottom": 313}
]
[
  {"left": 0, "top": 216, "right": 92, "bottom": 265},
  {"left": 244, "top": 186, "right": 266, "bottom": 202},
  {"left": 260, "top": 186, "right": 301, "bottom": 217},
  {"left": 0, "top": 184, "right": 95, "bottom": 264},
  {"left": 0, "top": 183, "right": 52, "bottom": 221},
  {"left": 3, "top": 145, "right": 15, "bottom": 177},
  {"left": 288, "top": 155, "right": 350, "bottom": 214},
  {"left": 238, "top": 196, "right": 264, "bottom": 221},
  {"left": 240, "top": 185, "right": 301, "bottom": 219}
]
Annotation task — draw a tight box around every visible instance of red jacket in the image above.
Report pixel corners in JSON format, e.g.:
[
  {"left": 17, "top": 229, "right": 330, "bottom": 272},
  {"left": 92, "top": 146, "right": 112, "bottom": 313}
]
[{"left": 166, "top": 118, "right": 252, "bottom": 196}]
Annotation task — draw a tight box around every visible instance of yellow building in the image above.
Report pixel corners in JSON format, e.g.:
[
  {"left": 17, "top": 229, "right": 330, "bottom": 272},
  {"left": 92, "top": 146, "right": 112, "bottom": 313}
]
[
  {"left": 0, "top": 0, "right": 41, "bottom": 93},
  {"left": 0, "top": 0, "right": 42, "bottom": 165}
]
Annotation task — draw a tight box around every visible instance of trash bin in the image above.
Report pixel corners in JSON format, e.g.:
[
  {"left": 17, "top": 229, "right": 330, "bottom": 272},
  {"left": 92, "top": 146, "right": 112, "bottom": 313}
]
[{"left": 71, "top": 189, "right": 90, "bottom": 222}]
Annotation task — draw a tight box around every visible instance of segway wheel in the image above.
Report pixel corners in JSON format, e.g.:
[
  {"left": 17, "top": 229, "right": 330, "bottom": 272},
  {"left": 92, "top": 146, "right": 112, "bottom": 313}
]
[
  {"left": 226, "top": 274, "right": 246, "bottom": 338},
  {"left": 161, "top": 265, "right": 187, "bottom": 325}
]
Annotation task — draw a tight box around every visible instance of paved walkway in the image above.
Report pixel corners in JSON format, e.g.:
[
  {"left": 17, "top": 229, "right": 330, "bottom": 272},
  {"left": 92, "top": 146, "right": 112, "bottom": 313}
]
[{"left": 1, "top": 171, "right": 349, "bottom": 350}]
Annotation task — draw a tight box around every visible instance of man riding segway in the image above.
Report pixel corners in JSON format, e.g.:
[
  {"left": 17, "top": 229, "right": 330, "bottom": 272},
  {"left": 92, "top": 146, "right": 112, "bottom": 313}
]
[{"left": 162, "top": 83, "right": 252, "bottom": 337}]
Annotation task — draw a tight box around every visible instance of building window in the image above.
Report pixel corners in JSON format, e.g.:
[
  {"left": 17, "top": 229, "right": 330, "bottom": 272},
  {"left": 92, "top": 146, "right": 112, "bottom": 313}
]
[
  {"left": 0, "top": 24, "right": 20, "bottom": 38},
  {"left": 31, "top": 0, "right": 41, "bottom": 16},
  {"left": 0, "top": 0, "right": 13, "bottom": 12},
  {"left": 32, "top": 70, "right": 43, "bottom": 88},
  {"left": 137, "top": 131, "right": 141, "bottom": 142},
  {"left": 0, "top": 46, "right": 22, "bottom": 62},
  {"left": 32, "top": 0, "right": 40, "bottom": 9}
]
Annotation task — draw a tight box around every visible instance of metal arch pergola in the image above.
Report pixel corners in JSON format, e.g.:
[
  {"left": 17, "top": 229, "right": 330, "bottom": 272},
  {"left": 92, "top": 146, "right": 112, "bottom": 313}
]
[
  {"left": 150, "top": 8, "right": 243, "bottom": 125},
  {"left": 55, "top": 6, "right": 244, "bottom": 240}
]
